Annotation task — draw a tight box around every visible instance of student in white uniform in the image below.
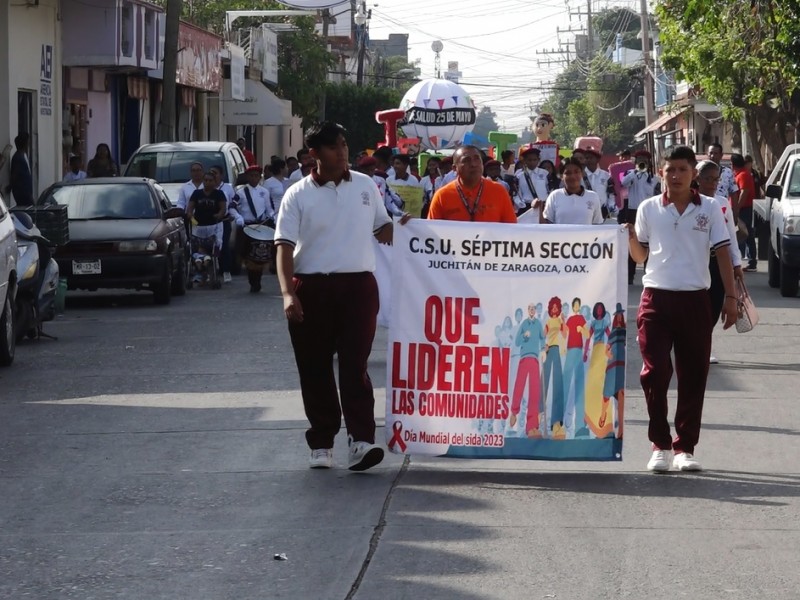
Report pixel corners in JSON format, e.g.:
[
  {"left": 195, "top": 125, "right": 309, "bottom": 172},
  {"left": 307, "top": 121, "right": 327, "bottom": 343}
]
[
  {"left": 176, "top": 162, "right": 205, "bottom": 212},
  {"left": 621, "top": 150, "right": 661, "bottom": 284},
  {"left": 261, "top": 158, "right": 289, "bottom": 216},
  {"left": 514, "top": 146, "right": 549, "bottom": 219},
  {"left": 543, "top": 157, "right": 604, "bottom": 225},
  {"left": 232, "top": 165, "right": 275, "bottom": 293},
  {"left": 288, "top": 148, "right": 311, "bottom": 184},
  {"left": 420, "top": 156, "right": 442, "bottom": 218},
  {"left": 357, "top": 155, "right": 404, "bottom": 217},
  {"left": 583, "top": 148, "right": 616, "bottom": 217},
  {"left": 695, "top": 160, "right": 744, "bottom": 364},
  {"left": 628, "top": 145, "right": 737, "bottom": 473},
  {"left": 386, "top": 154, "right": 421, "bottom": 190}
]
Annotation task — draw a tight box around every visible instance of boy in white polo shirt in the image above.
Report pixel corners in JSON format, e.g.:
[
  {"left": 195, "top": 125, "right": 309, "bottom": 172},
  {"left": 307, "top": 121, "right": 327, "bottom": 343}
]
[
  {"left": 275, "top": 122, "right": 407, "bottom": 472},
  {"left": 627, "top": 145, "right": 738, "bottom": 473}
]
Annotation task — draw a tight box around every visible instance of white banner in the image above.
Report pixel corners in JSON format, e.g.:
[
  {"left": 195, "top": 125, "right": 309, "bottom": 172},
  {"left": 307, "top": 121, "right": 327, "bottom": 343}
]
[
  {"left": 229, "top": 44, "right": 246, "bottom": 101},
  {"left": 260, "top": 27, "right": 279, "bottom": 86},
  {"left": 385, "top": 220, "right": 627, "bottom": 461}
]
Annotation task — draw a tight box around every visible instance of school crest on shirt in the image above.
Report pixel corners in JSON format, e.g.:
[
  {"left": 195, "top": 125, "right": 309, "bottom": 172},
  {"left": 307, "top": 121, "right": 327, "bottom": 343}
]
[
  {"left": 693, "top": 212, "right": 710, "bottom": 232},
  {"left": 362, "top": 191, "right": 371, "bottom": 206},
  {"left": 587, "top": 200, "right": 594, "bottom": 210}
]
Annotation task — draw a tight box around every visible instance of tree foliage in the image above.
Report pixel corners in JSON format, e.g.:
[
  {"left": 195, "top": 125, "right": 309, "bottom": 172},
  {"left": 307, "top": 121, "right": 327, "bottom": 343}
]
[
  {"left": 656, "top": 0, "right": 800, "bottom": 161},
  {"left": 325, "top": 82, "right": 402, "bottom": 152}
]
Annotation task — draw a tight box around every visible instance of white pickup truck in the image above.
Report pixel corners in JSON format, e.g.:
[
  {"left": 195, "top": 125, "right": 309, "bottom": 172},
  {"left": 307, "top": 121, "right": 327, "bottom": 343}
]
[{"left": 757, "top": 143, "right": 800, "bottom": 297}]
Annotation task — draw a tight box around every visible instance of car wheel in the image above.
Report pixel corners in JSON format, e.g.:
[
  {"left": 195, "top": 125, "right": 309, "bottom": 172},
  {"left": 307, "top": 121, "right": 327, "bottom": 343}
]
[
  {"left": 153, "top": 263, "right": 173, "bottom": 305},
  {"left": 779, "top": 259, "right": 799, "bottom": 297},
  {"left": 0, "top": 293, "right": 15, "bottom": 367},
  {"left": 767, "top": 240, "right": 780, "bottom": 288},
  {"left": 171, "top": 251, "right": 188, "bottom": 296}
]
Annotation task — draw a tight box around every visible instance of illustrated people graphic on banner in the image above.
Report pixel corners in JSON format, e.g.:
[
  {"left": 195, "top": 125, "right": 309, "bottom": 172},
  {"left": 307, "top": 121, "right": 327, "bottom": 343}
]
[
  {"left": 509, "top": 303, "right": 545, "bottom": 438},
  {"left": 585, "top": 302, "right": 613, "bottom": 439},
  {"left": 543, "top": 296, "right": 567, "bottom": 440},
  {"left": 563, "top": 297, "right": 590, "bottom": 438}
]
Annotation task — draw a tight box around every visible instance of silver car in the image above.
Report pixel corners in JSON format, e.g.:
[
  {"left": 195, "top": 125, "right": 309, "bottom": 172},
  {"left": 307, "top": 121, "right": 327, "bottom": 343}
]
[{"left": 123, "top": 142, "right": 249, "bottom": 205}]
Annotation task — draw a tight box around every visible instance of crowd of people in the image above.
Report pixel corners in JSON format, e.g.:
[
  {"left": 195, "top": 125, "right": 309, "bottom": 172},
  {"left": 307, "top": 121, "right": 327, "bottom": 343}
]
[
  {"left": 260, "top": 121, "right": 761, "bottom": 475},
  {"left": 1, "top": 122, "right": 761, "bottom": 475}
]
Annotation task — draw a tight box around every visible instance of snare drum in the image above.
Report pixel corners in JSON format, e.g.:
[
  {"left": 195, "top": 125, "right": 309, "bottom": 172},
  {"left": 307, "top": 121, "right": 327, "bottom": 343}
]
[{"left": 242, "top": 224, "right": 275, "bottom": 267}]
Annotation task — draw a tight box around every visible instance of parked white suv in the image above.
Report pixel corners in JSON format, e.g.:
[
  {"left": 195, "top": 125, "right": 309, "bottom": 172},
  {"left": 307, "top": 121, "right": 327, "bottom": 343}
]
[
  {"left": 762, "top": 143, "right": 800, "bottom": 297},
  {"left": 0, "top": 192, "right": 18, "bottom": 365},
  {"left": 123, "top": 142, "right": 249, "bottom": 205}
]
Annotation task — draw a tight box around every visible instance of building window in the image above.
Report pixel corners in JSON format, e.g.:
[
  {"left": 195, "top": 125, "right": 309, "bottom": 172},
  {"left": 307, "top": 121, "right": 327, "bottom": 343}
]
[
  {"left": 144, "top": 11, "right": 155, "bottom": 60},
  {"left": 121, "top": 4, "right": 133, "bottom": 57}
]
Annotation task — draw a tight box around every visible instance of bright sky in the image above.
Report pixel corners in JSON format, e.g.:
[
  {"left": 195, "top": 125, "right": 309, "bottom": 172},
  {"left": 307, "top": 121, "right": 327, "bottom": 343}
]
[{"left": 368, "top": 0, "right": 641, "bottom": 135}]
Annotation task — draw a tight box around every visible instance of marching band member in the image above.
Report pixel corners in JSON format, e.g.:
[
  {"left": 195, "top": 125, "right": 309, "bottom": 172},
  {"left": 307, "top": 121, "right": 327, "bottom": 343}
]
[
  {"left": 514, "top": 146, "right": 549, "bottom": 219},
  {"left": 583, "top": 147, "right": 616, "bottom": 218},
  {"left": 231, "top": 165, "right": 275, "bottom": 293}
]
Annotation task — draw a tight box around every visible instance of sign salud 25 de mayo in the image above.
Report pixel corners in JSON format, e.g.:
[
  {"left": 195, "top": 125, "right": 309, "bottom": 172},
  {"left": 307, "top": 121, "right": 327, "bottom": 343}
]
[{"left": 385, "top": 220, "right": 627, "bottom": 461}]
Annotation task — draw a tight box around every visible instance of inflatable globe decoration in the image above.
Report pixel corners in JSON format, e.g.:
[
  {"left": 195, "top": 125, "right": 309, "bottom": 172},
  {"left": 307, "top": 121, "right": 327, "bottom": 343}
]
[{"left": 399, "top": 79, "right": 477, "bottom": 150}]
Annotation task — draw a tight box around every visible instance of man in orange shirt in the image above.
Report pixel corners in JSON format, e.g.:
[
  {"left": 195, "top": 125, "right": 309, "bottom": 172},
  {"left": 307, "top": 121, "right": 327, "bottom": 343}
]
[
  {"left": 731, "top": 153, "right": 758, "bottom": 271},
  {"left": 427, "top": 145, "right": 517, "bottom": 223}
]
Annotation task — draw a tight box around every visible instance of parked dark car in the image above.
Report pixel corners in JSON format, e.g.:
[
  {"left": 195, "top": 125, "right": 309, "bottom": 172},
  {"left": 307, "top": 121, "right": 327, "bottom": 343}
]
[{"left": 38, "top": 178, "right": 189, "bottom": 304}]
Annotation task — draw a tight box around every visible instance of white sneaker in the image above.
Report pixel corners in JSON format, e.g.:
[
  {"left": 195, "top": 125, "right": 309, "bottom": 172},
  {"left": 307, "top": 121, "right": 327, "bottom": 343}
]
[
  {"left": 223, "top": 272, "right": 232, "bottom": 283},
  {"left": 347, "top": 437, "right": 384, "bottom": 471},
  {"left": 673, "top": 452, "right": 702, "bottom": 471},
  {"left": 709, "top": 354, "right": 719, "bottom": 364},
  {"left": 309, "top": 448, "right": 333, "bottom": 469},
  {"left": 647, "top": 449, "right": 672, "bottom": 472}
]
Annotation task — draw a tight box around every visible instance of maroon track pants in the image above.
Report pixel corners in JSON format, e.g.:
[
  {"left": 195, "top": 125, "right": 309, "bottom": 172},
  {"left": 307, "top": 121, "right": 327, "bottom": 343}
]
[
  {"left": 288, "top": 272, "right": 379, "bottom": 450},
  {"left": 637, "top": 288, "right": 712, "bottom": 454}
]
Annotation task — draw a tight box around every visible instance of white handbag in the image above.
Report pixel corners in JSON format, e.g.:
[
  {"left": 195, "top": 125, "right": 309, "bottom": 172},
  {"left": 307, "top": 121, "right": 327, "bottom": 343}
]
[{"left": 735, "top": 278, "right": 759, "bottom": 333}]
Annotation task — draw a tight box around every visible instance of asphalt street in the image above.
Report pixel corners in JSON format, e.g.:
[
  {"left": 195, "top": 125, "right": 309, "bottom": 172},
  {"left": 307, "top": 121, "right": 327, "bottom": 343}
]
[{"left": 1, "top": 266, "right": 799, "bottom": 600}]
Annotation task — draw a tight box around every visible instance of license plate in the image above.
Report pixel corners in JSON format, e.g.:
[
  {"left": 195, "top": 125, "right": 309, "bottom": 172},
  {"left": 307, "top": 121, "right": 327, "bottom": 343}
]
[{"left": 72, "top": 259, "right": 101, "bottom": 275}]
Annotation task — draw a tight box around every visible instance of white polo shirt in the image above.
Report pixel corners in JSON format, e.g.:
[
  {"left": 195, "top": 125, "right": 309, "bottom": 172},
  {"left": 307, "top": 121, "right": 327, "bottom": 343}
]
[
  {"left": 635, "top": 191, "right": 731, "bottom": 291},
  {"left": 386, "top": 173, "right": 420, "bottom": 189},
  {"left": 712, "top": 195, "right": 743, "bottom": 268},
  {"left": 585, "top": 167, "right": 615, "bottom": 210},
  {"left": 261, "top": 177, "right": 285, "bottom": 215},
  {"left": 177, "top": 180, "right": 202, "bottom": 210},
  {"left": 543, "top": 188, "right": 604, "bottom": 225},
  {"left": 515, "top": 167, "right": 549, "bottom": 207},
  {"left": 275, "top": 169, "right": 391, "bottom": 274}
]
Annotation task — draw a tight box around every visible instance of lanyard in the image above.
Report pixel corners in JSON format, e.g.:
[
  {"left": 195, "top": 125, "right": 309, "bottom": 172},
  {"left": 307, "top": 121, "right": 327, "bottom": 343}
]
[{"left": 456, "top": 180, "right": 484, "bottom": 221}]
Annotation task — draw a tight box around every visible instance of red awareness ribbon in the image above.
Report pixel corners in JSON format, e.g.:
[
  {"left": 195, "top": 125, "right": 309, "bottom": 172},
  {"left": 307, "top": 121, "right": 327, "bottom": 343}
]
[{"left": 388, "top": 421, "right": 407, "bottom": 452}]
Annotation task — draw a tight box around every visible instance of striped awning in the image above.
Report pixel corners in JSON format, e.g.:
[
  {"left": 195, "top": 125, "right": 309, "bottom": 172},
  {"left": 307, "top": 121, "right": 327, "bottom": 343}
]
[{"left": 127, "top": 76, "right": 149, "bottom": 100}]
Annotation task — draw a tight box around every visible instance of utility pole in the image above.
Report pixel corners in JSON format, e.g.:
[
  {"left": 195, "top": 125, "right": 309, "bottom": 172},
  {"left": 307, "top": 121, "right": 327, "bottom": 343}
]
[
  {"left": 586, "top": 0, "right": 594, "bottom": 58},
  {"left": 354, "top": 1, "right": 368, "bottom": 86},
  {"left": 639, "top": 0, "right": 655, "bottom": 128},
  {"left": 157, "top": 0, "right": 181, "bottom": 142},
  {"left": 318, "top": 8, "right": 331, "bottom": 122}
]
